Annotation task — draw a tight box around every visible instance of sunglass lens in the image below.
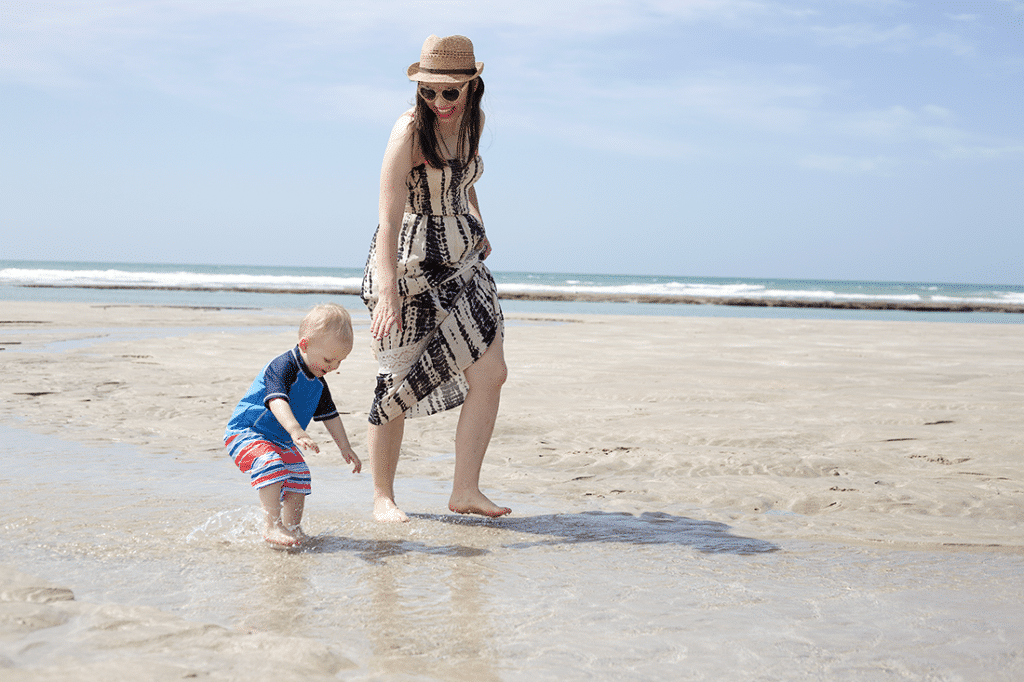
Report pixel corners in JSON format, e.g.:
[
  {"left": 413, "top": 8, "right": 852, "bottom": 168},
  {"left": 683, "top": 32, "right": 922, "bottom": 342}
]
[{"left": 420, "top": 86, "right": 464, "bottom": 102}]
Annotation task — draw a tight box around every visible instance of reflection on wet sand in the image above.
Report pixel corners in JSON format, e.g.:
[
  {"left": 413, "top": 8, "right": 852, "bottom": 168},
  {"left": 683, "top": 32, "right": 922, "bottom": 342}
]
[
  {"left": 280, "top": 510, "right": 775, "bottom": 678},
  {"left": 302, "top": 536, "right": 488, "bottom": 562},
  {"left": 328, "top": 536, "right": 500, "bottom": 681},
  {"left": 411, "top": 510, "right": 780, "bottom": 555},
  {"left": 239, "top": 550, "right": 315, "bottom": 635}
]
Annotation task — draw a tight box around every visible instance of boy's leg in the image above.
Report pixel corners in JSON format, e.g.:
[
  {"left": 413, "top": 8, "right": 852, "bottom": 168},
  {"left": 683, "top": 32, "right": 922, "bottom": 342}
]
[
  {"left": 229, "top": 432, "right": 309, "bottom": 546},
  {"left": 281, "top": 491, "right": 308, "bottom": 540},
  {"left": 258, "top": 482, "right": 302, "bottom": 547}
]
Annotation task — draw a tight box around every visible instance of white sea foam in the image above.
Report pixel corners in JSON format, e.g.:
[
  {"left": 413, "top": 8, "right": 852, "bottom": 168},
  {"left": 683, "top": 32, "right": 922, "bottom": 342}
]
[
  {"left": 1, "top": 266, "right": 1020, "bottom": 307},
  {"left": 494, "top": 280, "right": 929, "bottom": 303},
  {"left": 497, "top": 281, "right": 767, "bottom": 297},
  {"left": 933, "top": 292, "right": 1024, "bottom": 305}
]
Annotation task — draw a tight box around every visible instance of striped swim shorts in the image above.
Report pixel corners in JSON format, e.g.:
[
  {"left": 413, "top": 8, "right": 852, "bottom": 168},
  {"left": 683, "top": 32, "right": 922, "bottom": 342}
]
[{"left": 224, "top": 430, "right": 311, "bottom": 495}]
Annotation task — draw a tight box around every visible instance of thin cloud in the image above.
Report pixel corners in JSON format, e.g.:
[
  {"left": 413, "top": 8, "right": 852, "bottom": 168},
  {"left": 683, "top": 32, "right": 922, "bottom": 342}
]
[
  {"left": 797, "top": 153, "right": 900, "bottom": 174},
  {"left": 946, "top": 14, "right": 980, "bottom": 23},
  {"left": 499, "top": 61, "right": 1021, "bottom": 172},
  {"left": 2, "top": 0, "right": 1020, "bottom": 164},
  {"left": 808, "top": 22, "right": 917, "bottom": 49}
]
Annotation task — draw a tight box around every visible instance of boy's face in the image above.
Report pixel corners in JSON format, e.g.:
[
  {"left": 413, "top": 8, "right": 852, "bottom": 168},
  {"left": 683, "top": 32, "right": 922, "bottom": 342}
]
[{"left": 298, "top": 332, "right": 352, "bottom": 378}]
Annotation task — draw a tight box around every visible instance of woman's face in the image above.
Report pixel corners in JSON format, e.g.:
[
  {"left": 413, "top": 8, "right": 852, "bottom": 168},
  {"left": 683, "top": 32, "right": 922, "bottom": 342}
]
[{"left": 418, "top": 80, "right": 469, "bottom": 120}]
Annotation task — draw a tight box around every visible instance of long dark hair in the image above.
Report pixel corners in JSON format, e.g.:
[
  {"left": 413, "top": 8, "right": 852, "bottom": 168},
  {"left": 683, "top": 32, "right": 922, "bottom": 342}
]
[{"left": 413, "top": 77, "right": 484, "bottom": 168}]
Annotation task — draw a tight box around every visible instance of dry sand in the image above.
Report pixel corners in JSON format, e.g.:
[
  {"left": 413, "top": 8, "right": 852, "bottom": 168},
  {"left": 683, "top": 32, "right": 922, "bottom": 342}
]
[{"left": 1, "top": 301, "right": 1022, "bottom": 680}]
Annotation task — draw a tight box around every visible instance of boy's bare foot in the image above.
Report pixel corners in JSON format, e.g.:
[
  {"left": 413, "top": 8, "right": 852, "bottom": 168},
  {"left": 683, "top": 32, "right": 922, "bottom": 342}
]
[
  {"left": 263, "top": 524, "right": 303, "bottom": 547},
  {"left": 449, "top": 490, "right": 511, "bottom": 518},
  {"left": 374, "top": 497, "right": 410, "bottom": 523}
]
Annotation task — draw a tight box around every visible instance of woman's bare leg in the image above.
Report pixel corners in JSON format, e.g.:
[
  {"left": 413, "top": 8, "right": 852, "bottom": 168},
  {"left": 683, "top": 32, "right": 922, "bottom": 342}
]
[
  {"left": 449, "top": 333, "right": 511, "bottom": 517},
  {"left": 368, "top": 413, "right": 409, "bottom": 522}
]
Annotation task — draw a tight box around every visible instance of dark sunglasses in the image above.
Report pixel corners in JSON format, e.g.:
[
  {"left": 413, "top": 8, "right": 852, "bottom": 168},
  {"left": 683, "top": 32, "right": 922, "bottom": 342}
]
[{"left": 419, "top": 84, "right": 466, "bottom": 102}]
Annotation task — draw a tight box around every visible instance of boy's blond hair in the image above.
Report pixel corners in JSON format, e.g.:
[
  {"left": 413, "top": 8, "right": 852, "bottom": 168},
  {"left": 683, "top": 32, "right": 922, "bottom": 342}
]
[{"left": 299, "top": 303, "right": 353, "bottom": 344}]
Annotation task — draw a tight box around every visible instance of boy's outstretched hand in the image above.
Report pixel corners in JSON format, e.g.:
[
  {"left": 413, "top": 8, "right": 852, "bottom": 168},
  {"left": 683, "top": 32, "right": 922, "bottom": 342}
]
[{"left": 341, "top": 447, "right": 362, "bottom": 474}]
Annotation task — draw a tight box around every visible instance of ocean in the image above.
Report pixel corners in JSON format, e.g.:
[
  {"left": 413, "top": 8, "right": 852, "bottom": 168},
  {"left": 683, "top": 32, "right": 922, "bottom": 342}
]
[{"left": 1, "top": 260, "right": 1022, "bottom": 323}]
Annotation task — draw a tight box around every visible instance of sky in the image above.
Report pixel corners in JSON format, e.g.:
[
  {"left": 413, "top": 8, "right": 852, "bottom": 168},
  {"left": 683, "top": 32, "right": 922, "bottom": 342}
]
[{"left": 1, "top": 0, "right": 1022, "bottom": 284}]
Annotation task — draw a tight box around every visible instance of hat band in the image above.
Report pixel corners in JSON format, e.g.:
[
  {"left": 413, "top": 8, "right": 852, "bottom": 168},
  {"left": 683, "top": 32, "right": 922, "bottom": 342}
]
[{"left": 419, "top": 66, "right": 478, "bottom": 75}]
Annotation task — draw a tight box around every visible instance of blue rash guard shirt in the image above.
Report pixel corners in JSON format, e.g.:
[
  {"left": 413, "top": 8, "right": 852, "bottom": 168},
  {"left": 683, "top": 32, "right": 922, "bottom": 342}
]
[{"left": 225, "top": 346, "right": 339, "bottom": 445}]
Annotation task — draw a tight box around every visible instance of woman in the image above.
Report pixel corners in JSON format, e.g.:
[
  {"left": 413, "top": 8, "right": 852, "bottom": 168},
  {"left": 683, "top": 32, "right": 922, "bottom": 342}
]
[{"left": 361, "top": 35, "right": 511, "bottom": 523}]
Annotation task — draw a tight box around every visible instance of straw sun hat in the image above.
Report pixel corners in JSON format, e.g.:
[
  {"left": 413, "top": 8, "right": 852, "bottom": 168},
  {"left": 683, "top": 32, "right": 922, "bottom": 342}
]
[{"left": 407, "top": 34, "right": 484, "bottom": 83}]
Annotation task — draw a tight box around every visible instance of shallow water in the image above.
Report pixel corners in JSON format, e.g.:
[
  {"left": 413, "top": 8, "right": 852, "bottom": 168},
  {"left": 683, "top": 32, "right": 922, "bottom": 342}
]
[{"left": 2, "top": 422, "right": 1022, "bottom": 681}]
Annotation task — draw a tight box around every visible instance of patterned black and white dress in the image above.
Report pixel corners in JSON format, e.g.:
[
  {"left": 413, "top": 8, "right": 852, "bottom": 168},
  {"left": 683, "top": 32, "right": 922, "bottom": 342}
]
[{"left": 361, "top": 155, "right": 504, "bottom": 426}]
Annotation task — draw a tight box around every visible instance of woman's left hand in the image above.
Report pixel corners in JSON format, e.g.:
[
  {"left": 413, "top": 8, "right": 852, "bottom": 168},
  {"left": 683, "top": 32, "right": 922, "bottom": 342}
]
[{"left": 480, "top": 237, "right": 492, "bottom": 260}]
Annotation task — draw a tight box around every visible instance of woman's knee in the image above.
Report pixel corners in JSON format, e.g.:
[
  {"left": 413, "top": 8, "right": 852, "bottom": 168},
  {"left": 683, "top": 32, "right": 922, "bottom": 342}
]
[
  {"left": 484, "top": 356, "right": 508, "bottom": 389},
  {"left": 467, "top": 344, "right": 507, "bottom": 391}
]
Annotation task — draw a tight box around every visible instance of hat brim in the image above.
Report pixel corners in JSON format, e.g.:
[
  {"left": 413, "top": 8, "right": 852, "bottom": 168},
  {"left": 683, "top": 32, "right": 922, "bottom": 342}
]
[{"left": 407, "top": 62, "right": 484, "bottom": 83}]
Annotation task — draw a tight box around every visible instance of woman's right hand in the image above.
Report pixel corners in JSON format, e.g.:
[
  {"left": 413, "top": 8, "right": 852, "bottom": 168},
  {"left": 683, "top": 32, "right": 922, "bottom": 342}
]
[{"left": 371, "top": 289, "right": 403, "bottom": 340}]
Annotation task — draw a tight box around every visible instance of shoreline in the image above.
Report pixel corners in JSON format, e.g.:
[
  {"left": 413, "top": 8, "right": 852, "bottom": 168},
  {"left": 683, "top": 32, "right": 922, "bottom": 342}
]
[{"left": 18, "top": 284, "right": 1024, "bottom": 314}]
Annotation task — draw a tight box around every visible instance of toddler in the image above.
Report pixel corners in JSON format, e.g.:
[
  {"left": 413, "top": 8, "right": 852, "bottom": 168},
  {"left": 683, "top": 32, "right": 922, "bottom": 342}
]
[{"left": 224, "top": 303, "right": 361, "bottom": 547}]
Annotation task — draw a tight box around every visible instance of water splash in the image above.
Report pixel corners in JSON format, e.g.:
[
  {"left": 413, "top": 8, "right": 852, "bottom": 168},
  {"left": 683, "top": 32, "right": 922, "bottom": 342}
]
[{"left": 186, "top": 507, "right": 263, "bottom": 546}]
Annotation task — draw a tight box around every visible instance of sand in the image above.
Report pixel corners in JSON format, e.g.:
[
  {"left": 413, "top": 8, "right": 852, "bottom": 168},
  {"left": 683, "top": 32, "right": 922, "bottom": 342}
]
[{"left": 1, "top": 300, "right": 1022, "bottom": 680}]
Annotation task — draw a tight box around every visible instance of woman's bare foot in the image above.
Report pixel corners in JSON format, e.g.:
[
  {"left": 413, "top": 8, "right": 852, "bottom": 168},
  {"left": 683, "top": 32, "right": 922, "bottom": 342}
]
[
  {"left": 449, "top": 490, "right": 511, "bottom": 518},
  {"left": 374, "top": 496, "right": 410, "bottom": 523}
]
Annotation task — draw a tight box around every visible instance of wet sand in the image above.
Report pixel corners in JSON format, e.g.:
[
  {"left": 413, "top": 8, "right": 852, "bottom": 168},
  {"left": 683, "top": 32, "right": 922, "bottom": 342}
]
[{"left": 1, "top": 301, "right": 1022, "bottom": 680}]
